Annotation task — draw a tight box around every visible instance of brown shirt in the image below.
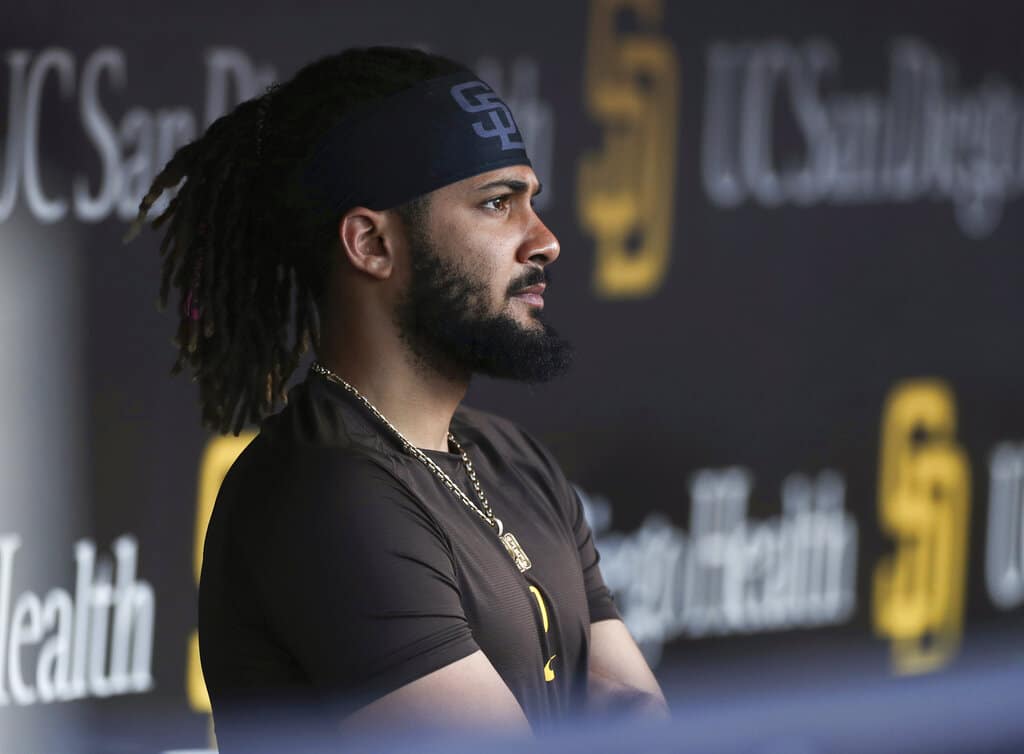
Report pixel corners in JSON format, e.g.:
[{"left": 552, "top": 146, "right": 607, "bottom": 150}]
[{"left": 199, "top": 369, "right": 619, "bottom": 747}]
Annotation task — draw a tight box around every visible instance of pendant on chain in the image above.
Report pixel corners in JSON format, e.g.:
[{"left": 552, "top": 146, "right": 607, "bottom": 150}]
[
  {"left": 500, "top": 531, "right": 532, "bottom": 572},
  {"left": 493, "top": 517, "right": 531, "bottom": 572}
]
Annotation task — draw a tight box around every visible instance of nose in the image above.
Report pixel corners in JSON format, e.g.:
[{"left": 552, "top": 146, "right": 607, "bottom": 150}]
[{"left": 518, "top": 212, "right": 560, "bottom": 268}]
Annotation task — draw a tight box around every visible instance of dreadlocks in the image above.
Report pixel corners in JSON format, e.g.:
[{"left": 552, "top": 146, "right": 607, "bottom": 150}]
[{"left": 124, "top": 47, "right": 465, "bottom": 435}]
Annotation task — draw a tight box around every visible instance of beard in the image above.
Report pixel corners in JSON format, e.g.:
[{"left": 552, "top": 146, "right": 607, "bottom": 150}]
[{"left": 393, "top": 227, "right": 574, "bottom": 383}]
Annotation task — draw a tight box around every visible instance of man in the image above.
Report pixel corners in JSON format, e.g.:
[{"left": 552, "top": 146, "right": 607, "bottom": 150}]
[{"left": 127, "top": 46, "right": 666, "bottom": 749}]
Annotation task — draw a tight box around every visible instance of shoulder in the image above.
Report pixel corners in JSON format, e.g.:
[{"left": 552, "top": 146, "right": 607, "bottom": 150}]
[
  {"left": 217, "top": 373, "right": 415, "bottom": 520},
  {"left": 453, "top": 404, "right": 525, "bottom": 447},
  {"left": 216, "top": 431, "right": 447, "bottom": 554},
  {"left": 453, "top": 404, "right": 575, "bottom": 501},
  {"left": 454, "top": 404, "right": 565, "bottom": 475},
  {"left": 223, "top": 428, "right": 401, "bottom": 502},
  {"left": 453, "top": 404, "right": 549, "bottom": 461}
]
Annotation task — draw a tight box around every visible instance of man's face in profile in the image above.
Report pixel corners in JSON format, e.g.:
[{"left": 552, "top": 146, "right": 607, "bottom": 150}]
[{"left": 393, "top": 166, "right": 573, "bottom": 382}]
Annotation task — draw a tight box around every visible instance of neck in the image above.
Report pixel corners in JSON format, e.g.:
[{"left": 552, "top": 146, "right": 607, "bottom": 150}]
[{"left": 317, "top": 341, "right": 468, "bottom": 454}]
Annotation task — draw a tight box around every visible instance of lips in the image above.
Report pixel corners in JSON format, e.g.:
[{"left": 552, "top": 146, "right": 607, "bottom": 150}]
[{"left": 512, "top": 283, "right": 546, "bottom": 308}]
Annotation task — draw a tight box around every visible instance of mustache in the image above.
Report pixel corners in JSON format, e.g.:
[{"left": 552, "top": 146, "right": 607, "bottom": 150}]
[{"left": 507, "top": 266, "right": 549, "bottom": 295}]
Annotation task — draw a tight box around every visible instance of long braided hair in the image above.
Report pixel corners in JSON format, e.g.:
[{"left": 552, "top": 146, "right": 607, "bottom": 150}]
[{"left": 124, "top": 47, "right": 465, "bottom": 435}]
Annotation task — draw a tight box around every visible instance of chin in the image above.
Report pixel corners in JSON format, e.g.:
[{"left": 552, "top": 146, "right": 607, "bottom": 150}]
[{"left": 516, "top": 312, "right": 545, "bottom": 331}]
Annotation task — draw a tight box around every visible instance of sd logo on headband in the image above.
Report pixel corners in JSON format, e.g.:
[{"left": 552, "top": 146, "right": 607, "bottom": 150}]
[
  {"left": 303, "top": 71, "right": 532, "bottom": 213},
  {"left": 450, "top": 81, "right": 525, "bottom": 151}
]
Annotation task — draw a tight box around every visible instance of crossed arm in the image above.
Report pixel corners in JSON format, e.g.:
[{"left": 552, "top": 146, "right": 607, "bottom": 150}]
[
  {"left": 339, "top": 617, "right": 668, "bottom": 735},
  {"left": 586, "top": 618, "right": 670, "bottom": 719}
]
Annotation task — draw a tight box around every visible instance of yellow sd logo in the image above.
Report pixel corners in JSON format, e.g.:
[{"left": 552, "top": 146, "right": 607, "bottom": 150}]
[
  {"left": 577, "top": 0, "right": 680, "bottom": 299},
  {"left": 528, "top": 585, "right": 557, "bottom": 682},
  {"left": 873, "top": 380, "right": 971, "bottom": 675}
]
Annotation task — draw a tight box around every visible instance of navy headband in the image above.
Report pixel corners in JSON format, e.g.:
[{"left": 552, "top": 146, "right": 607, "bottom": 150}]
[{"left": 300, "top": 70, "right": 532, "bottom": 214}]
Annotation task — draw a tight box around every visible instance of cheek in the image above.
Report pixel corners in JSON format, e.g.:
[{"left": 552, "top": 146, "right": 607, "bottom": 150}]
[
  {"left": 455, "top": 240, "right": 511, "bottom": 302},
  {"left": 478, "top": 261, "right": 510, "bottom": 311},
  {"left": 436, "top": 218, "right": 516, "bottom": 305}
]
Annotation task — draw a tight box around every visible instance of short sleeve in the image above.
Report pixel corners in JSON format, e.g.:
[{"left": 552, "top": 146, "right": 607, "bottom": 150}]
[
  {"left": 252, "top": 452, "right": 479, "bottom": 703},
  {"left": 501, "top": 419, "right": 621, "bottom": 625},
  {"left": 567, "top": 485, "right": 621, "bottom": 623}
]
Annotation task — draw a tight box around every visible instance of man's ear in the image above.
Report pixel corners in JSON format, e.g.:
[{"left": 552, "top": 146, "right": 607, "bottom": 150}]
[{"left": 337, "top": 207, "right": 396, "bottom": 280}]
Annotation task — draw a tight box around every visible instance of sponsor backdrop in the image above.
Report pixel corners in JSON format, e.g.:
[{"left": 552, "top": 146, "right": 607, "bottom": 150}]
[{"left": 3, "top": 0, "right": 1024, "bottom": 751}]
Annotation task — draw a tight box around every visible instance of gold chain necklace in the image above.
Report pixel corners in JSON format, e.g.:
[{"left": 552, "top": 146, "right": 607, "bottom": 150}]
[{"left": 311, "top": 361, "right": 532, "bottom": 573}]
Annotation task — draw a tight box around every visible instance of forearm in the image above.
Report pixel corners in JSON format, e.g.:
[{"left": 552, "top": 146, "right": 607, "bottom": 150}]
[{"left": 586, "top": 670, "right": 670, "bottom": 720}]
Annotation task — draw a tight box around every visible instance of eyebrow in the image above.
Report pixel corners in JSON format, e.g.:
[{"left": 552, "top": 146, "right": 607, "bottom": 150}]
[{"left": 473, "top": 178, "right": 544, "bottom": 197}]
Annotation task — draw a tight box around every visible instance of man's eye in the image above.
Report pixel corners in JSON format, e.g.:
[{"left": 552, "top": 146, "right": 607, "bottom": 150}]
[{"left": 483, "top": 196, "right": 510, "bottom": 212}]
